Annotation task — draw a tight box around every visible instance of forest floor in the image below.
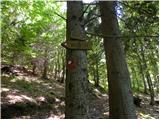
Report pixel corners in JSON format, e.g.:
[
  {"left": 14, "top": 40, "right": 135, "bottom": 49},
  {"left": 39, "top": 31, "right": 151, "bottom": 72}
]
[{"left": 1, "top": 65, "right": 159, "bottom": 119}]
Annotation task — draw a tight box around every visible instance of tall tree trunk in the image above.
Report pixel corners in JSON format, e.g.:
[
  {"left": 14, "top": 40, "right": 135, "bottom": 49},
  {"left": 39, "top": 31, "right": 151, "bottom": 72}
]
[
  {"left": 54, "top": 51, "right": 58, "bottom": 80},
  {"left": 132, "top": 77, "right": 136, "bottom": 90},
  {"left": 42, "top": 48, "right": 48, "bottom": 79},
  {"left": 132, "top": 67, "right": 140, "bottom": 92},
  {"left": 139, "top": 42, "right": 155, "bottom": 105},
  {"left": 141, "top": 49, "right": 155, "bottom": 105},
  {"left": 146, "top": 73, "right": 155, "bottom": 105},
  {"left": 61, "top": 51, "right": 65, "bottom": 83},
  {"left": 140, "top": 64, "right": 148, "bottom": 94},
  {"left": 65, "top": 1, "right": 89, "bottom": 118},
  {"left": 136, "top": 52, "right": 148, "bottom": 94},
  {"left": 57, "top": 49, "right": 61, "bottom": 80},
  {"left": 156, "top": 75, "right": 159, "bottom": 93},
  {"left": 99, "top": 1, "right": 136, "bottom": 118},
  {"left": 32, "top": 65, "right": 36, "bottom": 74},
  {"left": 12, "top": 52, "right": 16, "bottom": 65},
  {"left": 94, "top": 59, "right": 99, "bottom": 87},
  {"left": 42, "top": 60, "right": 48, "bottom": 79}
]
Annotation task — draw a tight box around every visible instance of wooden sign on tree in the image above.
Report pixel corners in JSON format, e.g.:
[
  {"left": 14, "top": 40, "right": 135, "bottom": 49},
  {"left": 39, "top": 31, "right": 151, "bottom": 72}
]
[{"left": 61, "top": 40, "right": 92, "bottom": 50}]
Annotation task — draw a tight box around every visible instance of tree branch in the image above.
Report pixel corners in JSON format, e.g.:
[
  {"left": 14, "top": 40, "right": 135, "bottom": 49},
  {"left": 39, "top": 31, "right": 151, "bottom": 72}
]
[
  {"left": 54, "top": 11, "right": 67, "bottom": 21},
  {"left": 84, "top": 14, "right": 101, "bottom": 26},
  {"left": 85, "top": 31, "right": 158, "bottom": 39},
  {"left": 80, "top": 4, "right": 90, "bottom": 19}
]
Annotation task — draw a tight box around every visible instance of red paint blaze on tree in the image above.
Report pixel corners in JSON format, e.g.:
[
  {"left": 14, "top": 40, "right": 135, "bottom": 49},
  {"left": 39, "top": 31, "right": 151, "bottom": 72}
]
[{"left": 67, "top": 59, "right": 76, "bottom": 71}]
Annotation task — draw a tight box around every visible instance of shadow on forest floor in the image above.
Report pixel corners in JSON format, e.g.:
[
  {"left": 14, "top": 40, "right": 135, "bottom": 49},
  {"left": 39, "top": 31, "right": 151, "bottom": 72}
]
[{"left": 1, "top": 65, "right": 159, "bottom": 119}]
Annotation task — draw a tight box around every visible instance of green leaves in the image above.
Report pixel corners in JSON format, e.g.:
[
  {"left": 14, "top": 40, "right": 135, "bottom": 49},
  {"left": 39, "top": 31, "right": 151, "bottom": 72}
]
[
  {"left": 119, "top": 1, "right": 158, "bottom": 92},
  {"left": 1, "top": 0, "right": 66, "bottom": 65}
]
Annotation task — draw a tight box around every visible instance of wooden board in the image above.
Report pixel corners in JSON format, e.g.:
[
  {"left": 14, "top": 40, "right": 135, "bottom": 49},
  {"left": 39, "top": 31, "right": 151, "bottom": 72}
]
[{"left": 61, "top": 40, "right": 92, "bottom": 50}]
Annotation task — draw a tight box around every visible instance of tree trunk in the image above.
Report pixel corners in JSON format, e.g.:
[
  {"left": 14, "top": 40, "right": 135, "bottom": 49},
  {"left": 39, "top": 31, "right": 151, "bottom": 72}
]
[
  {"left": 156, "top": 75, "right": 159, "bottom": 93},
  {"left": 65, "top": 1, "right": 89, "bottom": 118},
  {"left": 42, "top": 60, "right": 48, "bottom": 79},
  {"left": 57, "top": 49, "right": 61, "bottom": 80},
  {"left": 61, "top": 51, "right": 65, "bottom": 83},
  {"left": 136, "top": 52, "right": 148, "bottom": 94},
  {"left": 32, "top": 65, "right": 36, "bottom": 74},
  {"left": 132, "top": 67, "right": 140, "bottom": 92},
  {"left": 11, "top": 52, "right": 16, "bottom": 65},
  {"left": 140, "top": 45, "right": 155, "bottom": 105},
  {"left": 146, "top": 73, "right": 155, "bottom": 105},
  {"left": 132, "top": 77, "right": 136, "bottom": 90},
  {"left": 99, "top": 1, "right": 137, "bottom": 118},
  {"left": 54, "top": 51, "right": 58, "bottom": 80},
  {"left": 42, "top": 47, "right": 48, "bottom": 79},
  {"left": 94, "top": 59, "right": 99, "bottom": 87},
  {"left": 140, "top": 65, "right": 148, "bottom": 94}
]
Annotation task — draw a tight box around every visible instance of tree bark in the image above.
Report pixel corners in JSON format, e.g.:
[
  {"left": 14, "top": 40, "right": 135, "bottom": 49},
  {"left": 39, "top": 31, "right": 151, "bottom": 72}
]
[
  {"left": 140, "top": 46, "right": 155, "bottom": 105},
  {"left": 65, "top": 1, "right": 89, "bottom": 118},
  {"left": 132, "top": 67, "right": 140, "bottom": 92},
  {"left": 57, "top": 49, "right": 61, "bottom": 80},
  {"left": 54, "top": 51, "right": 58, "bottom": 80},
  {"left": 42, "top": 47, "right": 48, "bottom": 79},
  {"left": 99, "top": 1, "right": 137, "bottom": 118},
  {"left": 94, "top": 59, "right": 99, "bottom": 87},
  {"left": 136, "top": 52, "right": 148, "bottom": 94},
  {"left": 60, "top": 51, "right": 65, "bottom": 83}
]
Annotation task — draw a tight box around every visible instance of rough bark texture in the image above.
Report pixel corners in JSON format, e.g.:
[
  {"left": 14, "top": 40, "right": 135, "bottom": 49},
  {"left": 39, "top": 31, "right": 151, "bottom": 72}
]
[
  {"left": 65, "top": 1, "right": 89, "bottom": 118},
  {"left": 60, "top": 54, "right": 65, "bottom": 83},
  {"left": 99, "top": 1, "right": 137, "bottom": 118}
]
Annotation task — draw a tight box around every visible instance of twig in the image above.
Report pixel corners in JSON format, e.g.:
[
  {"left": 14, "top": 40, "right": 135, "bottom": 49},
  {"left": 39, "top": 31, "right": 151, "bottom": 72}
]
[
  {"left": 80, "top": 4, "right": 90, "bottom": 19},
  {"left": 54, "top": 11, "right": 67, "bottom": 21},
  {"left": 84, "top": 15, "right": 101, "bottom": 26}
]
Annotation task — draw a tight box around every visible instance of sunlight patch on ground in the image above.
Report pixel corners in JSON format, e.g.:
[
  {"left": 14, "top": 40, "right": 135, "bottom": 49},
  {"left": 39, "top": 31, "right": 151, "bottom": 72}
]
[
  {"left": 10, "top": 78, "right": 18, "bottom": 82},
  {"left": 15, "top": 115, "right": 31, "bottom": 119},
  {"left": 103, "top": 112, "right": 109, "bottom": 115},
  {"left": 13, "top": 89, "right": 20, "bottom": 93},
  {"left": 15, "top": 75, "right": 46, "bottom": 85},
  {"left": 93, "top": 88, "right": 103, "bottom": 98},
  {"left": 7, "top": 95, "right": 24, "bottom": 103},
  {"left": 2, "top": 74, "right": 10, "bottom": 77},
  {"left": 23, "top": 77, "right": 35, "bottom": 82},
  {"left": 16, "top": 76, "right": 37, "bottom": 83},
  {"left": 6, "top": 94, "right": 36, "bottom": 104},
  {"left": 21, "top": 95, "right": 36, "bottom": 103},
  {"left": 101, "top": 94, "right": 108, "bottom": 97},
  {"left": 55, "top": 98, "right": 60, "bottom": 102},
  {"left": 42, "top": 83, "right": 53, "bottom": 89},
  {"left": 48, "top": 114, "right": 64, "bottom": 119},
  {"left": 138, "top": 113, "right": 156, "bottom": 119},
  {"left": 55, "top": 83, "right": 64, "bottom": 88},
  {"left": 1, "top": 88, "right": 10, "bottom": 92},
  {"left": 60, "top": 101, "right": 65, "bottom": 106},
  {"left": 36, "top": 96, "right": 46, "bottom": 102}
]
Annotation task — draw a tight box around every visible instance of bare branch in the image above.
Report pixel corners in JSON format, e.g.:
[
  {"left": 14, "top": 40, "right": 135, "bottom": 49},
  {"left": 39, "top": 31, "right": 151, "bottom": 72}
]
[
  {"left": 84, "top": 15, "right": 101, "bottom": 26},
  {"left": 54, "top": 11, "right": 67, "bottom": 21},
  {"left": 80, "top": 4, "right": 90, "bottom": 19}
]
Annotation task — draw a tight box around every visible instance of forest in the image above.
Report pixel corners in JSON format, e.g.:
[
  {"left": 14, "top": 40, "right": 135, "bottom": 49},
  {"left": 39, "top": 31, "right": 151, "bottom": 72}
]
[{"left": 1, "top": 0, "right": 159, "bottom": 119}]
